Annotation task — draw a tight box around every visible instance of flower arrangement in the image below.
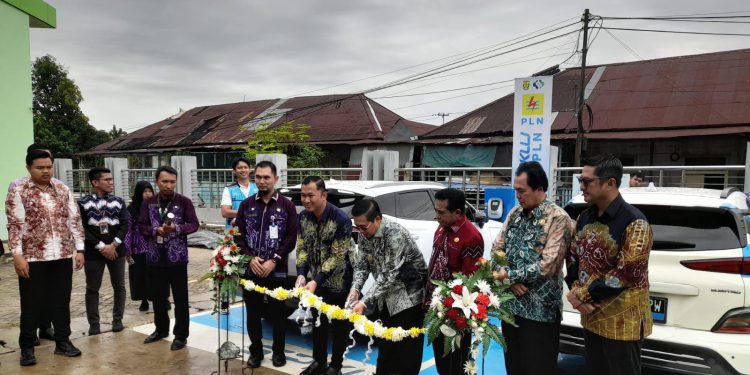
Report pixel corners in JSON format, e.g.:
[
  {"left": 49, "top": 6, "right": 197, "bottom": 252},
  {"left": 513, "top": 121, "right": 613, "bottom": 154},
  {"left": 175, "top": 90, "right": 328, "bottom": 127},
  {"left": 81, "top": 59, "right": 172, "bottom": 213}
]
[
  {"left": 198, "top": 227, "right": 252, "bottom": 303},
  {"left": 423, "top": 252, "right": 515, "bottom": 375}
]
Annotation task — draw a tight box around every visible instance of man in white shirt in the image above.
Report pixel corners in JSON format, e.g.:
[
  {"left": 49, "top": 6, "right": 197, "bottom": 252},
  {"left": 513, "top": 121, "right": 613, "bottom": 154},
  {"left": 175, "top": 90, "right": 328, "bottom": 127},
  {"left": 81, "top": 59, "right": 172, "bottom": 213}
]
[{"left": 221, "top": 157, "right": 258, "bottom": 229}]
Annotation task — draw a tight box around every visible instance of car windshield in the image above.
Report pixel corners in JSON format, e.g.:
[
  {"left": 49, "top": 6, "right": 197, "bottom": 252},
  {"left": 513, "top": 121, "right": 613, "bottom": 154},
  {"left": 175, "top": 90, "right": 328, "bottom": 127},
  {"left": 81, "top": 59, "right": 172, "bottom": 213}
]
[{"left": 565, "top": 204, "right": 744, "bottom": 251}]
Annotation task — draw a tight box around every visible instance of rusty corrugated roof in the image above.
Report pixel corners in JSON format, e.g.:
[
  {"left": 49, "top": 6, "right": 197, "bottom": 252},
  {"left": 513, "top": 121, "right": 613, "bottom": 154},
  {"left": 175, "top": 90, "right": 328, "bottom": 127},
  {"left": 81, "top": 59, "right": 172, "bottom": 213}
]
[
  {"left": 422, "top": 48, "right": 750, "bottom": 142},
  {"left": 82, "top": 94, "right": 431, "bottom": 155}
]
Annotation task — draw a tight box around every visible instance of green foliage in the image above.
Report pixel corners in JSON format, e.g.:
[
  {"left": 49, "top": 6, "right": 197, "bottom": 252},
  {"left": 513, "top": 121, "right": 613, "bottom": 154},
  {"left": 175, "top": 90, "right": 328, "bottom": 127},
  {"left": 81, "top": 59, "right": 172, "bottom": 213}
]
[
  {"left": 31, "top": 55, "right": 126, "bottom": 156},
  {"left": 244, "top": 121, "right": 326, "bottom": 168}
]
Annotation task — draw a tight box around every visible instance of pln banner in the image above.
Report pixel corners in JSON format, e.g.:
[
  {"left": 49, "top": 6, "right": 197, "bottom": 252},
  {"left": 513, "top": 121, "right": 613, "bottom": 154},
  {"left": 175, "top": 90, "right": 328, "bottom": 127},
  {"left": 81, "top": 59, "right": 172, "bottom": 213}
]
[{"left": 512, "top": 76, "right": 553, "bottom": 181}]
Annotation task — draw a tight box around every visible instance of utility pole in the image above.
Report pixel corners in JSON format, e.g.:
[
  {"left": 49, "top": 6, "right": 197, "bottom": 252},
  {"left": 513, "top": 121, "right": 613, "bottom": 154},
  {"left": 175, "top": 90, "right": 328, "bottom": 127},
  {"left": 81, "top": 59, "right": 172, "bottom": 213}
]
[
  {"left": 435, "top": 112, "right": 451, "bottom": 125},
  {"left": 574, "top": 8, "right": 590, "bottom": 167}
]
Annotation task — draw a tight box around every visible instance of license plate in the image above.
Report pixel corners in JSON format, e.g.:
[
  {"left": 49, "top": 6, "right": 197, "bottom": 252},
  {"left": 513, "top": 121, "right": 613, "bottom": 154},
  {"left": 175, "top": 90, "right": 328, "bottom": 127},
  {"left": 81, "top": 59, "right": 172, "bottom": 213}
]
[{"left": 650, "top": 296, "right": 667, "bottom": 324}]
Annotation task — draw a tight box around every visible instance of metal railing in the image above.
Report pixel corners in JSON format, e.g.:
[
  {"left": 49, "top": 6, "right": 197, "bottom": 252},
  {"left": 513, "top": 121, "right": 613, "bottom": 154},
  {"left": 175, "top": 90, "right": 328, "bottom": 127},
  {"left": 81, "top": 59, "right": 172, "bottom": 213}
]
[
  {"left": 65, "top": 169, "right": 91, "bottom": 199},
  {"left": 120, "top": 169, "right": 157, "bottom": 202},
  {"left": 394, "top": 167, "right": 513, "bottom": 209},
  {"left": 396, "top": 165, "right": 747, "bottom": 209},
  {"left": 283, "top": 168, "right": 362, "bottom": 186},
  {"left": 191, "top": 169, "right": 237, "bottom": 208}
]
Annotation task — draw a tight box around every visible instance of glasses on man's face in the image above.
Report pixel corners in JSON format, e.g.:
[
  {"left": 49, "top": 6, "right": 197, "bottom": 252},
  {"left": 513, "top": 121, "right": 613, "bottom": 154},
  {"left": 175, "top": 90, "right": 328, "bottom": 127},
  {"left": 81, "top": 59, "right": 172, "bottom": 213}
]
[
  {"left": 354, "top": 222, "right": 372, "bottom": 232},
  {"left": 577, "top": 176, "right": 608, "bottom": 187}
]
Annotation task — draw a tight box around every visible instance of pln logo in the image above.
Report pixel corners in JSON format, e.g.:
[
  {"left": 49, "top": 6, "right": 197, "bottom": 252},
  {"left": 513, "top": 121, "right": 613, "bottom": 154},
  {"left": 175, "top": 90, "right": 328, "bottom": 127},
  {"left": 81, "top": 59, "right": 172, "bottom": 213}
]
[
  {"left": 522, "top": 80, "right": 530, "bottom": 90},
  {"left": 522, "top": 94, "right": 544, "bottom": 115}
]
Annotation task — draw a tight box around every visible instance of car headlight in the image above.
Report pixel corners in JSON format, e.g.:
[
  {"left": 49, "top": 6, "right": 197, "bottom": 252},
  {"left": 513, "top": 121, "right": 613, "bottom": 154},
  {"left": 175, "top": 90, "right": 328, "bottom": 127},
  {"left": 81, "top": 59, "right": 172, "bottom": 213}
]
[{"left": 712, "top": 307, "right": 750, "bottom": 333}]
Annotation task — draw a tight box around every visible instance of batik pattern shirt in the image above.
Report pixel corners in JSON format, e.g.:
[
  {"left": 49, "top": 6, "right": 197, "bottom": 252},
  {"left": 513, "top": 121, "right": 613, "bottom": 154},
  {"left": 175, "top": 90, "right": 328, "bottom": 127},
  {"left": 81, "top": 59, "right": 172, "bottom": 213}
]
[
  {"left": 79, "top": 193, "right": 129, "bottom": 261},
  {"left": 566, "top": 194, "right": 654, "bottom": 341},
  {"left": 492, "top": 200, "right": 574, "bottom": 323},
  {"left": 6, "top": 179, "right": 85, "bottom": 261},
  {"left": 235, "top": 192, "right": 298, "bottom": 278},
  {"left": 138, "top": 193, "right": 199, "bottom": 267},
  {"left": 124, "top": 212, "right": 149, "bottom": 256},
  {"left": 351, "top": 217, "right": 427, "bottom": 315},
  {"left": 425, "top": 216, "right": 484, "bottom": 306},
  {"left": 296, "top": 202, "right": 354, "bottom": 293}
]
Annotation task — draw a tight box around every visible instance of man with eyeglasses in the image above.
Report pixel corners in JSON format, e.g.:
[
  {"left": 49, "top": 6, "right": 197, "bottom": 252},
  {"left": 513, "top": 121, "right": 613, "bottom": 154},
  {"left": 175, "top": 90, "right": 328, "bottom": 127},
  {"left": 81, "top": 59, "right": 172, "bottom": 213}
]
[
  {"left": 349, "top": 198, "right": 427, "bottom": 375},
  {"left": 565, "top": 154, "right": 654, "bottom": 375},
  {"left": 79, "top": 167, "right": 130, "bottom": 336}
]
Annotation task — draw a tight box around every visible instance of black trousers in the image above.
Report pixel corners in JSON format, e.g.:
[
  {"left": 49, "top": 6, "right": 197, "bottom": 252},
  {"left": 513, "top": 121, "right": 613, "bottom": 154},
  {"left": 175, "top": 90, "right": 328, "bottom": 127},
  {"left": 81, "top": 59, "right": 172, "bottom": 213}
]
[
  {"left": 85, "top": 257, "right": 127, "bottom": 326},
  {"left": 502, "top": 315, "right": 560, "bottom": 375},
  {"left": 375, "top": 304, "right": 425, "bottom": 375},
  {"left": 128, "top": 253, "right": 150, "bottom": 301},
  {"left": 243, "top": 277, "right": 287, "bottom": 358},
  {"left": 18, "top": 258, "right": 73, "bottom": 349},
  {"left": 148, "top": 264, "right": 189, "bottom": 340},
  {"left": 432, "top": 332, "right": 471, "bottom": 375},
  {"left": 312, "top": 288, "right": 351, "bottom": 369},
  {"left": 584, "top": 329, "right": 644, "bottom": 375}
]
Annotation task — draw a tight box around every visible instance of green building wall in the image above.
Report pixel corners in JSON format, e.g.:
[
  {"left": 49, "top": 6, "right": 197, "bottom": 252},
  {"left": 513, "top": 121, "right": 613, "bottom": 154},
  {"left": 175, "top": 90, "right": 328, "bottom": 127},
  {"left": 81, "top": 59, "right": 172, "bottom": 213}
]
[{"left": 0, "top": 0, "right": 55, "bottom": 240}]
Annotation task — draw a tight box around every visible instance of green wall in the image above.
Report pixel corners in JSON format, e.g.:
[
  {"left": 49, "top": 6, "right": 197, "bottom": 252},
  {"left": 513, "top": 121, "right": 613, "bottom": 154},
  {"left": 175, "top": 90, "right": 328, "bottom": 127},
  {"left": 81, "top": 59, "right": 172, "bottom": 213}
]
[{"left": 0, "top": 0, "right": 56, "bottom": 240}]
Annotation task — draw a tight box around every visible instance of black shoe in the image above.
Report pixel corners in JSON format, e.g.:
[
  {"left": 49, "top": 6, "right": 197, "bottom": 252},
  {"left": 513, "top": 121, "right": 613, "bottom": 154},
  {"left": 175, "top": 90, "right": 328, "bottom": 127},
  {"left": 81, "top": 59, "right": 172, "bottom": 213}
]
[
  {"left": 20, "top": 348, "right": 36, "bottom": 366},
  {"left": 54, "top": 341, "right": 81, "bottom": 357},
  {"left": 272, "top": 352, "right": 286, "bottom": 367},
  {"left": 247, "top": 355, "right": 262, "bottom": 368},
  {"left": 325, "top": 367, "right": 342, "bottom": 375},
  {"left": 112, "top": 320, "right": 124, "bottom": 332},
  {"left": 33, "top": 336, "right": 40, "bottom": 347},
  {"left": 139, "top": 300, "right": 149, "bottom": 312},
  {"left": 300, "top": 361, "right": 326, "bottom": 375},
  {"left": 143, "top": 331, "right": 168, "bottom": 344},
  {"left": 88, "top": 324, "right": 101, "bottom": 336},
  {"left": 38, "top": 327, "right": 55, "bottom": 340},
  {"left": 170, "top": 338, "right": 187, "bottom": 351}
]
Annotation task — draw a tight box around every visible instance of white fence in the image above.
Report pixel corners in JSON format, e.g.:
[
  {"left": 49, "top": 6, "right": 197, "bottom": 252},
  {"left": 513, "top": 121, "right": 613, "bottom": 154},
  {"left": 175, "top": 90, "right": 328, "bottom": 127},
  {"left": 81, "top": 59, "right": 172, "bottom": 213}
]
[{"left": 64, "top": 165, "right": 747, "bottom": 212}]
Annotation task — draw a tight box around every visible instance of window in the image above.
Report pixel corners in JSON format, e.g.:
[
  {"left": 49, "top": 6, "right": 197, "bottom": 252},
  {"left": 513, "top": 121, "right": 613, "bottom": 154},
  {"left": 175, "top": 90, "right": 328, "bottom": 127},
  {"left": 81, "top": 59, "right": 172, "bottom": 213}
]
[
  {"left": 374, "top": 193, "right": 396, "bottom": 217},
  {"left": 396, "top": 191, "right": 435, "bottom": 220}
]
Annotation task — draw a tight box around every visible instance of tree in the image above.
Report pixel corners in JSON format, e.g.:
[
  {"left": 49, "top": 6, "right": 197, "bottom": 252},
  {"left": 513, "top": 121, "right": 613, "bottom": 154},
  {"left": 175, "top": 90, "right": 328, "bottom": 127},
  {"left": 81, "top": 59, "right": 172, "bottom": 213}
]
[
  {"left": 108, "top": 124, "right": 128, "bottom": 139},
  {"left": 244, "top": 121, "right": 326, "bottom": 168},
  {"left": 32, "top": 55, "right": 126, "bottom": 156}
]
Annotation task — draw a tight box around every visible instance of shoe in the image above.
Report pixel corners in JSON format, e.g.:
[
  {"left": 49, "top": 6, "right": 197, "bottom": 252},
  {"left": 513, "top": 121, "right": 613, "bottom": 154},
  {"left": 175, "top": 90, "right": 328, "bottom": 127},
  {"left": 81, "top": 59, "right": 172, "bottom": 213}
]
[
  {"left": 143, "top": 331, "right": 168, "bottom": 344},
  {"left": 88, "top": 324, "right": 101, "bottom": 336},
  {"left": 20, "top": 348, "right": 36, "bottom": 366},
  {"left": 54, "top": 341, "right": 82, "bottom": 357},
  {"left": 325, "top": 367, "right": 342, "bottom": 375},
  {"left": 300, "top": 361, "right": 326, "bottom": 375},
  {"left": 247, "top": 355, "right": 262, "bottom": 368},
  {"left": 39, "top": 327, "right": 55, "bottom": 340},
  {"left": 272, "top": 352, "right": 286, "bottom": 367},
  {"left": 112, "top": 320, "right": 124, "bottom": 332},
  {"left": 33, "top": 336, "right": 40, "bottom": 347},
  {"left": 170, "top": 338, "right": 187, "bottom": 351},
  {"left": 139, "top": 300, "right": 149, "bottom": 312}
]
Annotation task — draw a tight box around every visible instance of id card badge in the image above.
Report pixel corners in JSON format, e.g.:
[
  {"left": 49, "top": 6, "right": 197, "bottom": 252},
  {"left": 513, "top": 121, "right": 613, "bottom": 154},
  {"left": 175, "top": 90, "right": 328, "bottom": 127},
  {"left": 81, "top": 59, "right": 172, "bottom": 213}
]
[
  {"left": 157, "top": 236, "right": 164, "bottom": 244},
  {"left": 269, "top": 224, "right": 279, "bottom": 240},
  {"left": 99, "top": 223, "right": 109, "bottom": 235}
]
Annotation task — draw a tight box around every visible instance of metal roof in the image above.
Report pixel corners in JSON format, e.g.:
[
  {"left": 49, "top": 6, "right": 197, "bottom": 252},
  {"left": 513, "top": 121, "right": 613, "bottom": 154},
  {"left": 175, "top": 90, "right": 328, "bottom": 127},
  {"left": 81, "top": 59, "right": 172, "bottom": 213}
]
[
  {"left": 82, "top": 94, "right": 435, "bottom": 155},
  {"left": 422, "top": 48, "right": 750, "bottom": 142}
]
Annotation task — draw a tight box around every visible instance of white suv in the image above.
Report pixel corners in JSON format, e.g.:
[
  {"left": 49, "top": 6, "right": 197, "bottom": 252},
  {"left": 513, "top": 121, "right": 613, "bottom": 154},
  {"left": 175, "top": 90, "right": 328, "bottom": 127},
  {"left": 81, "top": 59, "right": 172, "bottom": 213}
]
[
  {"left": 281, "top": 180, "right": 503, "bottom": 278},
  {"left": 562, "top": 187, "right": 750, "bottom": 375}
]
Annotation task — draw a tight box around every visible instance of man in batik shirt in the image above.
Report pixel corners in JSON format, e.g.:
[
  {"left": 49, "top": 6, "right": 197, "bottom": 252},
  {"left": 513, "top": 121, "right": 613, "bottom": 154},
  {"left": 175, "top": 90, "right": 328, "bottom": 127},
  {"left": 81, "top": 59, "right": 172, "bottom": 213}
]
[
  {"left": 235, "top": 161, "right": 298, "bottom": 369},
  {"left": 296, "top": 176, "right": 355, "bottom": 375},
  {"left": 492, "top": 161, "right": 574, "bottom": 375},
  {"left": 6, "top": 150, "right": 86, "bottom": 366},
  {"left": 566, "top": 154, "right": 653, "bottom": 375},
  {"left": 350, "top": 198, "right": 427, "bottom": 375},
  {"left": 427, "top": 188, "right": 484, "bottom": 375}
]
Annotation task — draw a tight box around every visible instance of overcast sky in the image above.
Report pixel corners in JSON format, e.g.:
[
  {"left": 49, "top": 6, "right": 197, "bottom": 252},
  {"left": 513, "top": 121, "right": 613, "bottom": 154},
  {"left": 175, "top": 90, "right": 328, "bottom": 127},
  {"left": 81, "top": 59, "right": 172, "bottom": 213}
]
[{"left": 29, "top": 1, "right": 750, "bottom": 131}]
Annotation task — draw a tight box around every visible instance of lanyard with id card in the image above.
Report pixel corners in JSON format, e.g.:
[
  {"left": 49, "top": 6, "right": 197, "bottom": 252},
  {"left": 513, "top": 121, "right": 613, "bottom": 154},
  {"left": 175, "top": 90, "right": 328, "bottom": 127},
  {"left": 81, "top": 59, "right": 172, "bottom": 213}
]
[{"left": 269, "top": 215, "right": 279, "bottom": 240}]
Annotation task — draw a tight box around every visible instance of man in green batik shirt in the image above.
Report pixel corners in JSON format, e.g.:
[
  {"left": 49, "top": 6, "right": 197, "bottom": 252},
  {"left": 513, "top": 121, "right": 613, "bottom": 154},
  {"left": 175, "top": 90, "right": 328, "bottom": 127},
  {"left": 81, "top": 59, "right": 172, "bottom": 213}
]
[{"left": 492, "top": 161, "right": 574, "bottom": 375}]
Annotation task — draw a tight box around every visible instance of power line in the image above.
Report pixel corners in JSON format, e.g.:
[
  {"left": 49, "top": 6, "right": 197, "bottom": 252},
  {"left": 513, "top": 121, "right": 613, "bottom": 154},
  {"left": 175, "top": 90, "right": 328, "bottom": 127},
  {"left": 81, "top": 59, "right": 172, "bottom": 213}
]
[
  {"left": 372, "top": 79, "right": 515, "bottom": 99},
  {"left": 601, "top": 27, "right": 643, "bottom": 60},
  {"left": 391, "top": 85, "right": 513, "bottom": 111},
  {"left": 600, "top": 27, "right": 750, "bottom": 37}
]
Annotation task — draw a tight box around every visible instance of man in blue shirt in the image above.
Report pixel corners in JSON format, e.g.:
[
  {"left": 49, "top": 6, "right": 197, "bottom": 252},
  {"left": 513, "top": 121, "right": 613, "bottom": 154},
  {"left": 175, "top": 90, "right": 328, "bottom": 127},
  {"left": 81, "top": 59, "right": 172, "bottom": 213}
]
[{"left": 221, "top": 157, "right": 258, "bottom": 229}]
